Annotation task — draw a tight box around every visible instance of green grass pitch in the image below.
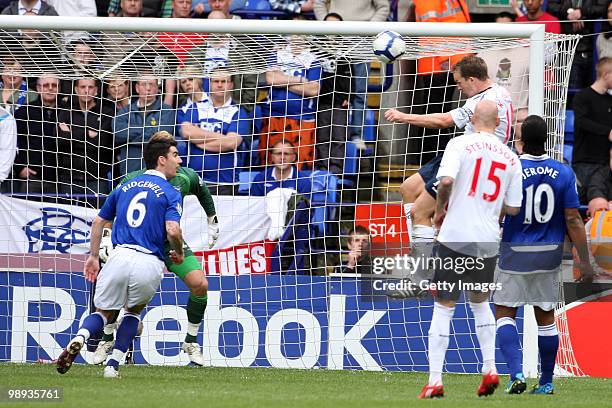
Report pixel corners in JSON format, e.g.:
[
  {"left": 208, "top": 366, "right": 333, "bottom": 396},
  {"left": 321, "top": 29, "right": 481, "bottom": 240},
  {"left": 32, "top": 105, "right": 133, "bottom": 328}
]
[{"left": 1, "top": 363, "right": 610, "bottom": 407}]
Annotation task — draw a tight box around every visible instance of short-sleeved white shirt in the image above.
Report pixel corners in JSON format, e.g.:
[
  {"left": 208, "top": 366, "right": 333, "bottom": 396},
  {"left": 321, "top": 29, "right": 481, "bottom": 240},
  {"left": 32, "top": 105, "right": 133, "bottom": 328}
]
[
  {"left": 449, "top": 83, "right": 514, "bottom": 144},
  {"left": 436, "top": 131, "right": 523, "bottom": 257}
]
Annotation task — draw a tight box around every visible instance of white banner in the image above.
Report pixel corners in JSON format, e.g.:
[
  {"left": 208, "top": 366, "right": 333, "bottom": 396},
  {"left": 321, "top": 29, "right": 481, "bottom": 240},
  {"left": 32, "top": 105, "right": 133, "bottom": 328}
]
[{"left": 0, "top": 195, "right": 270, "bottom": 254}]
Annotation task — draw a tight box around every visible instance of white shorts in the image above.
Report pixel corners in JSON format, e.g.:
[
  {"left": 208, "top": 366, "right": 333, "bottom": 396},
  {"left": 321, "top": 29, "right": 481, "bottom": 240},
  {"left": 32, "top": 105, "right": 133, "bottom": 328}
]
[
  {"left": 94, "top": 247, "right": 164, "bottom": 310},
  {"left": 492, "top": 269, "right": 560, "bottom": 312}
]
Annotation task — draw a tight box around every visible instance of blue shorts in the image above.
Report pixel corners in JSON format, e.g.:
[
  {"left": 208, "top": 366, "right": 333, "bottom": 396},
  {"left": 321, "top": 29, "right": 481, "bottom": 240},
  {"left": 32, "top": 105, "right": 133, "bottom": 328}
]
[{"left": 417, "top": 155, "right": 443, "bottom": 199}]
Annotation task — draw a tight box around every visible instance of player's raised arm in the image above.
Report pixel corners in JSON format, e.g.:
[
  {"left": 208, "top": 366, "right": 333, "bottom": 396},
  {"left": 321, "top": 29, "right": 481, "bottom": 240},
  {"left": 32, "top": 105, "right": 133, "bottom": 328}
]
[{"left": 385, "top": 108, "right": 455, "bottom": 129}]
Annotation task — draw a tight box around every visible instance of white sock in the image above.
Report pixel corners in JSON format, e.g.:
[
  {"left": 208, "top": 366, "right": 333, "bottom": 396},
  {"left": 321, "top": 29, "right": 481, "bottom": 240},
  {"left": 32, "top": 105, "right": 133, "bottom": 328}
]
[
  {"left": 403, "top": 203, "right": 414, "bottom": 243},
  {"left": 538, "top": 323, "right": 558, "bottom": 336},
  {"left": 187, "top": 322, "right": 200, "bottom": 338},
  {"left": 470, "top": 302, "right": 497, "bottom": 373},
  {"left": 76, "top": 312, "right": 107, "bottom": 341},
  {"left": 413, "top": 225, "right": 435, "bottom": 243},
  {"left": 428, "top": 302, "right": 455, "bottom": 385},
  {"left": 76, "top": 328, "right": 90, "bottom": 340},
  {"left": 411, "top": 225, "right": 436, "bottom": 282},
  {"left": 111, "top": 348, "right": 126, "bottom": 365},
  {"left": 103, "top": 324, "right": 115, "bottom": 336}
]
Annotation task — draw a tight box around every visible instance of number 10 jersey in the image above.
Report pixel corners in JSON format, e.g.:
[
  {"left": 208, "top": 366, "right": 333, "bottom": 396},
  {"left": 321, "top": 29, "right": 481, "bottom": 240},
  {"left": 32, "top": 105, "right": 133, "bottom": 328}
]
[{"left": 499, "top": 154, "right": 580, "bottom": 274}]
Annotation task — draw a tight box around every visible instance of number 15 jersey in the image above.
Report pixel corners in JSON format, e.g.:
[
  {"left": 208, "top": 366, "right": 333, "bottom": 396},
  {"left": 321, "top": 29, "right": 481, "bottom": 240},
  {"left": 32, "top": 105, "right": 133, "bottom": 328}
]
[{"left": 436, "top": 132, "right": 523, "bottom": 257}]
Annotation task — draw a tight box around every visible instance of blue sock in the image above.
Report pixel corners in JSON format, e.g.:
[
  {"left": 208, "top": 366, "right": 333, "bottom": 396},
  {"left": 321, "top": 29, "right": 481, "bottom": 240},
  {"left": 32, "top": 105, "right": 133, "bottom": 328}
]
[
  {"left": 538, "top": 323, "right": 559, "bottom": 385},
  {"left": 77, "top": 312, "right": 106, "bottom": 341},
  {"left": 107, "top": 313, "right": 140, "bottom": 369},
  {"left": 497, "top": 317, "right": 522, "bottom": 380}
]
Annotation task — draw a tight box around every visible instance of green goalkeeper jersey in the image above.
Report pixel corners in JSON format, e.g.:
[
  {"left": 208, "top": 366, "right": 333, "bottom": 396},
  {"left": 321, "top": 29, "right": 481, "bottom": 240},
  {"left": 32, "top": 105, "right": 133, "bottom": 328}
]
[{"left": 119, "top": 167, "right": 216, "bottom": 217}]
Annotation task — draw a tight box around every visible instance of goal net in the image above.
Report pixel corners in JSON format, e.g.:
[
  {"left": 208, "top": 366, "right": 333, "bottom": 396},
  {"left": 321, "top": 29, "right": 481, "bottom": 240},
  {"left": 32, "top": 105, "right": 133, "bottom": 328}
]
[{"left": 0, "top": 16, "right": 584, "bottom": 375}]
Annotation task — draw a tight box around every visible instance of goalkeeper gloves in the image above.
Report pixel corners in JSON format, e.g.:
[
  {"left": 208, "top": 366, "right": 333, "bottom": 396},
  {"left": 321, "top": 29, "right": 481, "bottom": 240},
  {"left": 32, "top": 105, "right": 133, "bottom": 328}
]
[
  {"left": 99, "top": 228, "right": 113, "bottom": 263},
  {"left": 208, "top": 215, "right": 219, "bottom": 248}
]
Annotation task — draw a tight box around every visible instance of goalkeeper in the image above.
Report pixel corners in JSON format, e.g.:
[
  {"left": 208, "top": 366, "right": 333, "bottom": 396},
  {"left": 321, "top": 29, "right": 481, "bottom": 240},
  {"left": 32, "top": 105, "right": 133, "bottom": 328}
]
[{"left": 94, "top": 131, "right": 219, "bottom": 366}]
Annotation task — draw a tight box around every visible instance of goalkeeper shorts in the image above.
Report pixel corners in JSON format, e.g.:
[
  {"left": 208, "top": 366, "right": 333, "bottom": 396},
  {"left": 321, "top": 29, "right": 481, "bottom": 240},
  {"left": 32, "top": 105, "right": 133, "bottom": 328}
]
[{"left": 164, "top": 243, "right": 202, "bottom": 280}]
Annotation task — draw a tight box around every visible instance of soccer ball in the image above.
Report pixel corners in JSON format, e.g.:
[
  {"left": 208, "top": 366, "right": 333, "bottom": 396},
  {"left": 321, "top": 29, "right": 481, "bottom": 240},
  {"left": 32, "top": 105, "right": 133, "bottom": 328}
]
[{"left": 372, "top": 30, "right": 406, "bottom": 64}]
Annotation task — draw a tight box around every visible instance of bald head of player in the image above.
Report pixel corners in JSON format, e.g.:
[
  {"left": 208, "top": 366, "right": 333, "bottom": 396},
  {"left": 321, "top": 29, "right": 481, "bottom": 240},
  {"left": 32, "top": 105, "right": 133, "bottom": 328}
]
[{"left": 471, "top": 100, "right": 500, "bottom": 134}]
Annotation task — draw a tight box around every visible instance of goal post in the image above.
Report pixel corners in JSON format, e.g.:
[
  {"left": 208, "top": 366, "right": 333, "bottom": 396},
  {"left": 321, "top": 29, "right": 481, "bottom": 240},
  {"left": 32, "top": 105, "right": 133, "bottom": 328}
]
[{"left": 0, "top": 15, "right": 583, "bottom": 376}]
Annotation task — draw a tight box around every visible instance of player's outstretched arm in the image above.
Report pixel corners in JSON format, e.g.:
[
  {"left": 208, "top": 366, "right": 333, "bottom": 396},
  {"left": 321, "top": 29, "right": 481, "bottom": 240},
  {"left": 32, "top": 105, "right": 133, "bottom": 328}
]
[
  {"left": 85, "top": 215, "right": 109, "bottom": 282},
  {"left": 166, "top": 220, "right": 185, "bottom": 265},
  {"left": 385, "top": 109, "right": 454, "bottom": 129},
  {"left": 565, "top": 208, "right": 596, "bottom": 283}
]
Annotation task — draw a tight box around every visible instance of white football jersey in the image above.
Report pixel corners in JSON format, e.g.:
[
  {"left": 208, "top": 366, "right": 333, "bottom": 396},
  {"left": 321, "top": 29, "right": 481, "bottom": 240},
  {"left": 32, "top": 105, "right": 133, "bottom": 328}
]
[
  {"left": 449, "top": 83, "right": 514, "bottom": 144},
  {"left": 436, "top": 131, "right": 523, "bottom": 257}
]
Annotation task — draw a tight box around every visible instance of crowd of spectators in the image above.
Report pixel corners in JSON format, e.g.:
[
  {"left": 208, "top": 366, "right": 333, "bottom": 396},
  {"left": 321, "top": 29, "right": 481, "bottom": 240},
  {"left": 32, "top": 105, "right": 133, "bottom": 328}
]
[{"left": 0, "top": 0, "right": 609, "bottom": 209}]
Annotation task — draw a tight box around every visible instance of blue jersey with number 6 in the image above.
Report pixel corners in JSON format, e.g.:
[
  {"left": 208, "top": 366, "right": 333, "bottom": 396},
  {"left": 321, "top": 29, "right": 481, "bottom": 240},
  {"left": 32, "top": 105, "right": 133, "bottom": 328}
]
[
  {"left": 98, "top": 171, "right": 182, "bottom": 261},
  {"left": 499, "top": 154, "right": 580, "bottom": 273}
]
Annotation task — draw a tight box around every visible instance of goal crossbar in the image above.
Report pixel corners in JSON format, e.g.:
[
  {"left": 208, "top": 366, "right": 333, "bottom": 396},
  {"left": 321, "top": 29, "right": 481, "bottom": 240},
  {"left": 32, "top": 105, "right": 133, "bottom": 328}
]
[
  {"left": 0, "top": 16, "right": 545, "bottom": 37},
  {"left": 0, "top": 16, "right": 548, "bottom": 114}
]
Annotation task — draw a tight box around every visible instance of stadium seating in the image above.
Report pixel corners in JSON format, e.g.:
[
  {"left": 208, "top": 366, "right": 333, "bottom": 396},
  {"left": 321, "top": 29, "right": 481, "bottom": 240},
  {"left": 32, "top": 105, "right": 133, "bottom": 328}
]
[
  {"left": 238, "top": 170, "right": 259, "bottom": 194},
  {"left": 241, "top": 0, "right": 271, "bottom": 19},
  {"left": 270, "top": 197, "right": 312, "bottom": 273},
  {"left": 363, "top": 109, "right": 377, "bottom": 142},
  {"left": 343, "top": 141, "right": 361, "bottom": 176},
  {"left": 563, "top": 144, "right": 573, "bottom": 164},
  {"left": 565, "top": 109, "right": 574, "bottom": 144},
  {"left": 244, "top": 105, "right": 264, "bottom": 168},
  {"left": 345, "top": 109, "right": 376, "bottom": 177},
  {"left": 563, "top": 109, "right": 574, "bottom": 163},
  {"left": 310, "top": 170, "right": 338, "bottom": 236}
]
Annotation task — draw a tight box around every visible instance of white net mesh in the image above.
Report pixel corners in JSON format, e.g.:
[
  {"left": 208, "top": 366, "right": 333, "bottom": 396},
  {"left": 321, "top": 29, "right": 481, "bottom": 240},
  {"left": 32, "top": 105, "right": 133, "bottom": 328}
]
[
  {"left": 0, "top": 19, "right": 586, "bottom": 376},
  {"left": 0, "top": 27, "right": 570, "bottom": 75}
]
